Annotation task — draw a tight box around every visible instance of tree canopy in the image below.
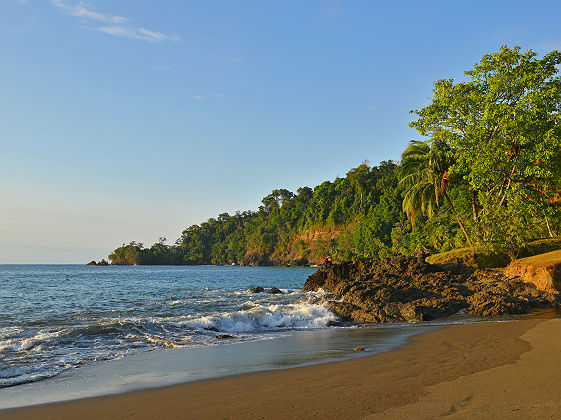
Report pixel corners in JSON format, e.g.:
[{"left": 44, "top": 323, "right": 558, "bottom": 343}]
[
  {"left": 409, "top": 45, "right": 561, "bottom": 254},
  {"left": 109, "top": 46, "right": 561, "bottom": 265}
]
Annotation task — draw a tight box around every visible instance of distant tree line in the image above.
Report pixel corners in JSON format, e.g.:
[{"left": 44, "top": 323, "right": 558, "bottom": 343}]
[{"left": 109, "top": 46, "right": 561, "bottom": 265}]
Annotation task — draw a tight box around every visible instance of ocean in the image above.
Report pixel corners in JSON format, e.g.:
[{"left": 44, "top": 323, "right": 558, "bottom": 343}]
[
  {"left": 0, "top": 264, "right": 475, "bottom": 408},
  {"left": 0, "top": 264, "right": 333, "bottom": 388}
]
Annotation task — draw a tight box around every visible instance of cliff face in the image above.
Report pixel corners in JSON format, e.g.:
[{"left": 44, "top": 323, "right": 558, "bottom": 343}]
[
  {"left": 303, "top": 254, "right": 559, "bottom": 323},
  {"left": 240, "top": 226, "right": 352, "bottom": 267}
]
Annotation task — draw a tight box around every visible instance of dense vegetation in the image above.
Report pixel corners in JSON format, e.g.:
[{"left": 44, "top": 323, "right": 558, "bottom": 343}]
[{"left": 109, "top": 46, "right": 561, "bottom": 266}]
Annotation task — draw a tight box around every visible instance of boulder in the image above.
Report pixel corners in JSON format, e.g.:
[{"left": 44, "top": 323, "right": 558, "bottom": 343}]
[
  {"left": 248, "top": 286, "right": 265, "bottom": 293},
  {"left": 267, "top": 287, "right": 283, "bottom": 294},
  {"left": 204, "top": 326, "right": 219, "bottom": 332}
]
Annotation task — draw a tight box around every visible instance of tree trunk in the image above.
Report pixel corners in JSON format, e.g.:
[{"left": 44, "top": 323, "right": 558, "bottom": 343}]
[
  {"left": 471, "top": 190, "right": 479, "bottom": 222},
  {"left": 444, "top": 190, "right": 474, "bottom": 247},
  {"left": 544, "top": 213, "right": 554, "bottom": 238}
]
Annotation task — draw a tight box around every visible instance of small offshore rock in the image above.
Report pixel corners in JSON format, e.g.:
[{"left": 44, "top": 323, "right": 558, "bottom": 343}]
[
  {"left": 248, "top": 286, "right": 265, "bottom": 293},
  {"left": 87, "top": 259, "right": 109, "bottom": 266},
  {"left": 213, "top": 334, "right": 235, "bottom": 339},
  {"left": 204, "top": 326, "right": 219, "bottom": 332},
  {"left": 267, "top": 287, "right": 283, "bottom": 294}
]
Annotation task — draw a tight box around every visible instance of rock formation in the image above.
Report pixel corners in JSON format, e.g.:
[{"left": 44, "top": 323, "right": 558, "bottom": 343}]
[
  {"left": 86, "top": 259, "right": 110, "bottom": 266},
  {"left": 302, "top": 254, "right": 559, "bottom": 323}
]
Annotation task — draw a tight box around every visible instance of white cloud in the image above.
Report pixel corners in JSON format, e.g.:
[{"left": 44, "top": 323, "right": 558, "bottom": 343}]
[
  {"left": 52, "top": 0, "right": 125, "bottom": 23},
  {"left": 96, "top": 25, "right": 173, "bottom": 42},
  {"left": 52, "top": 0, "right": 179, "bottom": 42}
]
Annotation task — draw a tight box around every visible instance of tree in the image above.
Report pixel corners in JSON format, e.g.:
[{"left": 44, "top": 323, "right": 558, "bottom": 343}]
[
  {"left": 399, "top": 139, "right": 473, "bottom": 247},
  {"left": 410, "top": 45, "right": 561, "bottom": 249}
]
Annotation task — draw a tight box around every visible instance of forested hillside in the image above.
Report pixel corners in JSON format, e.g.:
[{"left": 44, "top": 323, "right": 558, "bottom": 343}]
[
  {"left": 110, "top": 161, "right": 429, "bottom": 265},
  {"left": 108, "top": 46, "right": 561, "bottom": 266}
]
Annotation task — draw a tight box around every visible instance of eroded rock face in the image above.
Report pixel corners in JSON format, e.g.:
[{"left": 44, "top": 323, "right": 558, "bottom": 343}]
[
  {"left": 242, "top": 252, "right": 272, "bottom": 267},
  {"left": 302, "top": 254, "right": 559, "bottom": 323},
  {"left": 505, "top": 251, "right": 561, "bottom": 293}
]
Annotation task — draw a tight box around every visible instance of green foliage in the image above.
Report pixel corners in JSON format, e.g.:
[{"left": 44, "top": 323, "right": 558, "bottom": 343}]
[
  {"left": 410, "top": 45, "right": 561, "bottom": 255},
  {"left": 108, "top": 46, "right": 561, "bottom": 266},
  {"left": 109, "top": 161, "right": 417, "bottom": 265}
]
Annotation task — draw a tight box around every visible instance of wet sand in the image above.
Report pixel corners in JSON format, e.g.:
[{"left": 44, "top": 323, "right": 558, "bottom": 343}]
[{"left": 2, "top": 318, "right": 560, "bottom": 419}]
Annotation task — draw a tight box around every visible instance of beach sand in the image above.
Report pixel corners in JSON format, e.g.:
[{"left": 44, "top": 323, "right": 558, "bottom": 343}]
[{"left": 2, "top": 318, "right": 560, "bottom": 419}]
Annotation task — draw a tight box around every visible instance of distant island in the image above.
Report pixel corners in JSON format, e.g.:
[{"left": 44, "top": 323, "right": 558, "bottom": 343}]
[
  {"left": 101, "top": 46, "right": 561, "bottom": 268},
  {"left": 87, "top": 259, "right": 110, "bottom": 266}
]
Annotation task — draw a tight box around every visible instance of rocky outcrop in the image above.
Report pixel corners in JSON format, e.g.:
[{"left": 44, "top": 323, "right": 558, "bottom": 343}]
[
  {"left": 86, "top": 259, "right": 110, "bottom": 266},
  {"left": 242, "top": 251, "right": 272, "bottom": 267},
  {"left": 303, "top": 254, "right": 559, "bottom": 323},
  {"left": 248, "top": 286, "right": 283, "bottom": 294},
  {"left": 505, "top": 250, "right": 561, "bottom": 293}
]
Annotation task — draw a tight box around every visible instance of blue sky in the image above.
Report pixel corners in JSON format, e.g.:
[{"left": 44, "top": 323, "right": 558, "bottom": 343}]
[{"left": 1, "top": 0, "right": 560, "bottom": 263}]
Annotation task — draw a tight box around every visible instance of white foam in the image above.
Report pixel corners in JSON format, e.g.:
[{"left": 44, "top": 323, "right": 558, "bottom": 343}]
[{"left": 184, "top": 301, "right": 337, "bottom": 333}]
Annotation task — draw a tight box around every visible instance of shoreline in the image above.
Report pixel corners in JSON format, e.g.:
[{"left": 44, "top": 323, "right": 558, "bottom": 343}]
[
  {"left": 2, "top": 318, "right": 560, "bottom": 419},
  {"left": 0, "top": 322, "right": 444, "bottom": 410}
]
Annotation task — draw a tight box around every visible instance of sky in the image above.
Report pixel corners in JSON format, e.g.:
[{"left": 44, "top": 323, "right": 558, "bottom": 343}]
[{"left": 1, "top": 0, "right": 561, "bottom": 263}]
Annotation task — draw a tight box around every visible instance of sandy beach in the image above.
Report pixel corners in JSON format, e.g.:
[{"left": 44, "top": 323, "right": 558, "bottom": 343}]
[{"left": 2, "top": 317, "right": 561, "bottom": 419}]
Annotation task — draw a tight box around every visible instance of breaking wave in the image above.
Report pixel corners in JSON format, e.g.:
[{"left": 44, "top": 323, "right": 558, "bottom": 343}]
[{"left": 0, "top": 273, "right": 335, "bottom": 388}]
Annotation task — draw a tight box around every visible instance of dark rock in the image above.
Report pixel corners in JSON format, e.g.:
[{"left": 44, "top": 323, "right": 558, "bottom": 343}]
[
  {"left": 242, "top": 251, "right": 272, "bottom": 267},
  {"left": 213, "top": 334, "right": 235, "bottom": 339},
  {"left": 248, "top": 286, "right": 265, "bottom": 293},
  {"left": 292, "top": 257, "right": 310, "bottom": 267},
  {"left": 266, "top": 287, "right": 283, "bottom": 294},
  {"left": 87, "top": 259, "right": 110, "bottom": 266},
  {"left": 302, "top": 254, "right": 560, "bottom": 324},
  {"left": 204, "top": 326, "right": 219, "bottom": 332}
]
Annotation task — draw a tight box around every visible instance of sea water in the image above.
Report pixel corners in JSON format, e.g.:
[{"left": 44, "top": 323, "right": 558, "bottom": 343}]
[
  {"left": 1, "top": 264, "right": 484, "bottom": 409},
  {"left": 0, "top": 265, "right": 330, "bottom": 388}
]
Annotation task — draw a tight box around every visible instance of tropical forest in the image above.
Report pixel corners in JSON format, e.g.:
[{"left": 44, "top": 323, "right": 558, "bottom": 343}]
[{"left": 108, "top": 46, "right": 561, "bottom": 266}]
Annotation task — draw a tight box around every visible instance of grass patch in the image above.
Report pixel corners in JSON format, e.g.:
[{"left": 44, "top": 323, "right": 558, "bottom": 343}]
[
  {"left": 511, "top": 250, "right": 561, "bottom": 267},
  {"left": 426, "top": 247, "right": 509, "bottom": 268},
  {"left": 426, "top": 237, "right": 561, "bottom": 269}
]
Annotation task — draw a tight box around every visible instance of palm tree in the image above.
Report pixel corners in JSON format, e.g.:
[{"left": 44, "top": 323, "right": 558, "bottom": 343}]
[{"left": 399, "top": 139, "right": 473, "bottom": 247}]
